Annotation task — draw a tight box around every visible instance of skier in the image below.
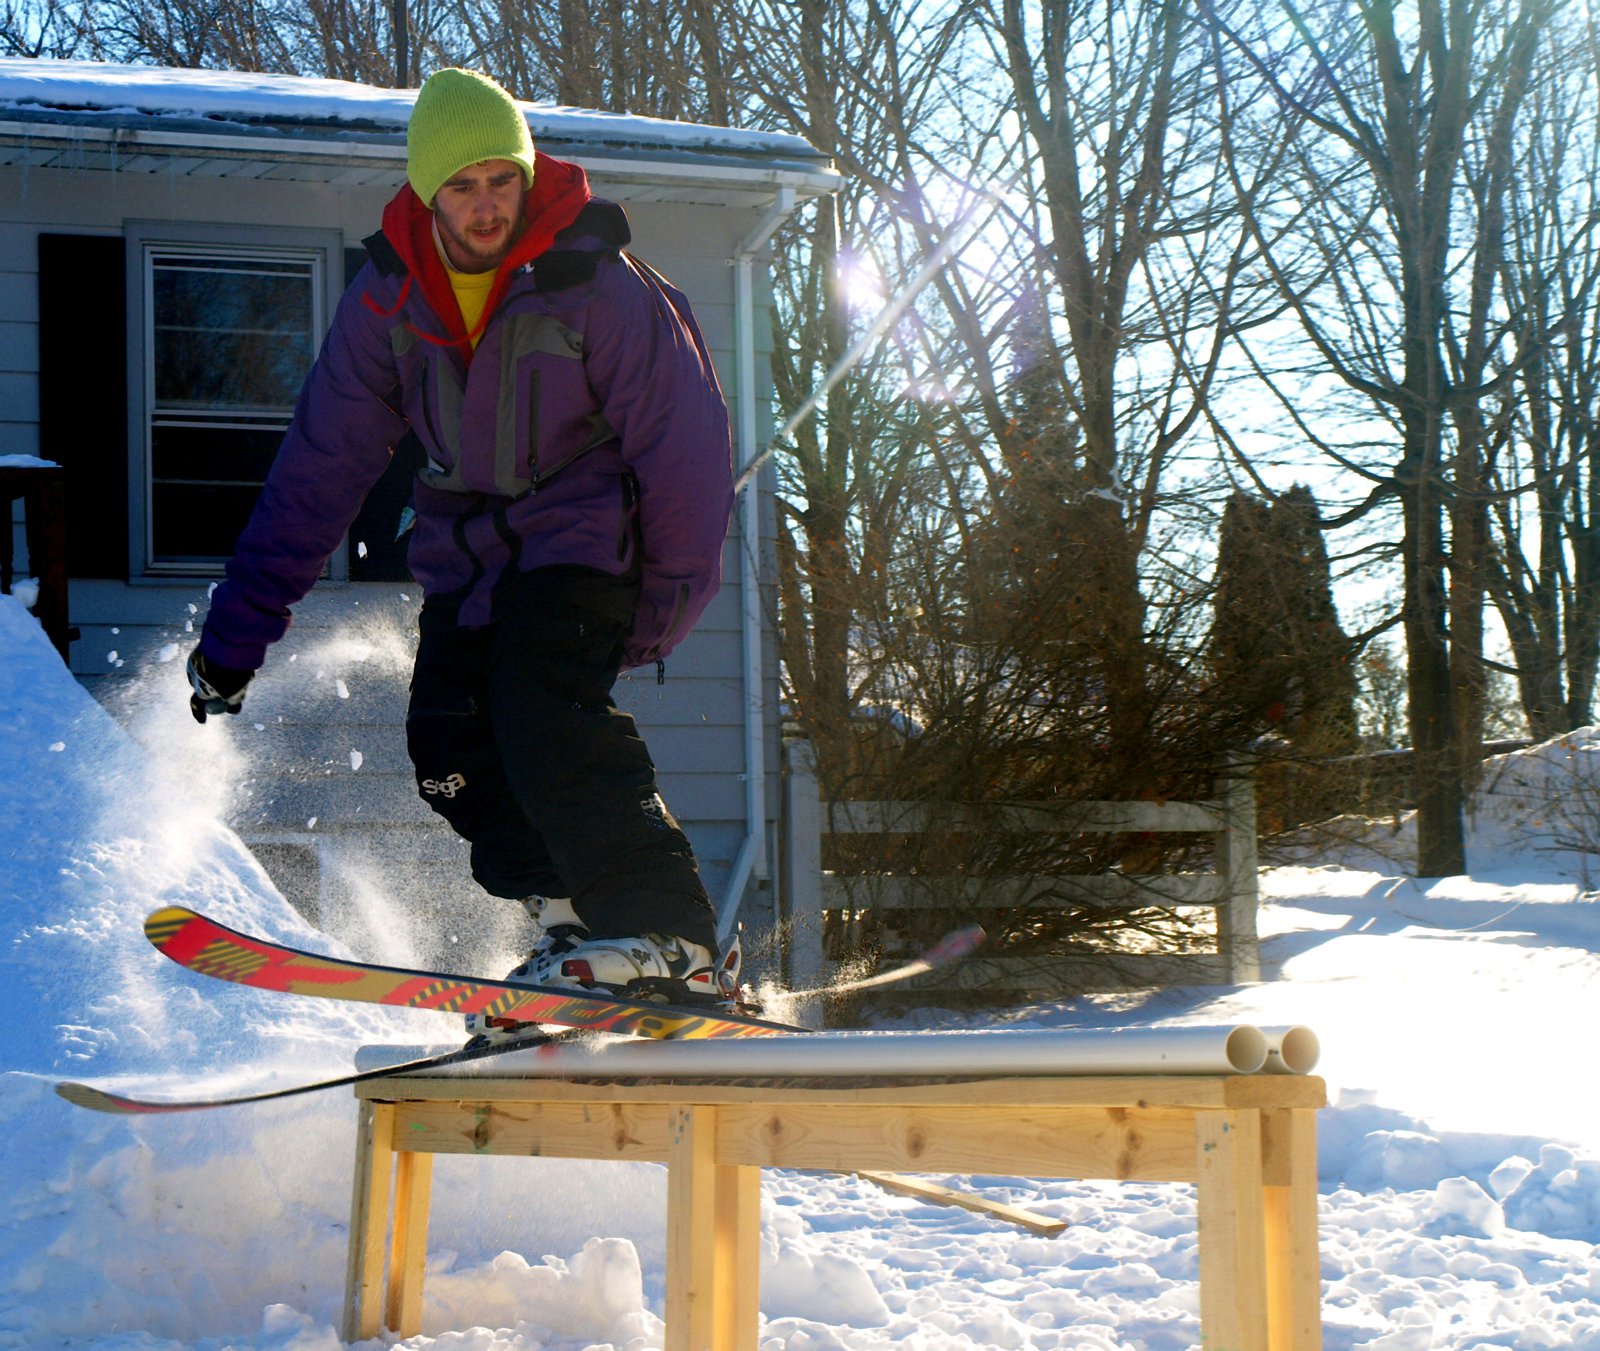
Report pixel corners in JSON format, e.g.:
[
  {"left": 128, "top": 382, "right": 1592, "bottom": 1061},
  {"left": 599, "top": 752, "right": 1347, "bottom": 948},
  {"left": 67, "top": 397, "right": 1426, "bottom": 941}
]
[{"left": 185, "top": 68, "right": 736, "bottom": 1031}]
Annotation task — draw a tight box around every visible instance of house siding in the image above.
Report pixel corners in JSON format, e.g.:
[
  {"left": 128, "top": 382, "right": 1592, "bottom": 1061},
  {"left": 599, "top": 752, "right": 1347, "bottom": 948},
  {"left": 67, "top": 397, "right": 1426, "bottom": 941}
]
[
  {"left": 0, "top": 225, "right": 38, "bottom": 463},
  {"left": 1, "top": 155, "right": 785, "bottom": 968}
]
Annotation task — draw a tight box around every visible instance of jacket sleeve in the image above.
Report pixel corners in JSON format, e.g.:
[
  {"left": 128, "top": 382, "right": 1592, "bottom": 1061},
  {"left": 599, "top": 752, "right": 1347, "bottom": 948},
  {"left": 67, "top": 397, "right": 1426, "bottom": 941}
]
[
  {"left": 581, "top": 254, "right": 734, "bottom": 668},
  {"left": 199, "top": 266, "right": 408, "bottom": 671}
]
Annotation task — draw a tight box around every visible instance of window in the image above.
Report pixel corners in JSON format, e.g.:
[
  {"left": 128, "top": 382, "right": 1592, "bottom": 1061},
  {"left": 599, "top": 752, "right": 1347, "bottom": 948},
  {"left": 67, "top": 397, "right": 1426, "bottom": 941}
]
[
  {"left": 142, "top": 245, "right": 319, "bottom": 572},
  {"left": 127, "top": 225, "right": 342, "bottom": 578}
]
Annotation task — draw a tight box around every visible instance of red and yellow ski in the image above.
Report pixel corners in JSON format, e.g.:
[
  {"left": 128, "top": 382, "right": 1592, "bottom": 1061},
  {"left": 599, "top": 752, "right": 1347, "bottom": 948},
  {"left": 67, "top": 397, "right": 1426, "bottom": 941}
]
[
  {"left": 55, "top": 907, "right": 982, "bottom": 1114},
  {"left": 141, "top": 905, "right": 798, "bottom": 1039}
]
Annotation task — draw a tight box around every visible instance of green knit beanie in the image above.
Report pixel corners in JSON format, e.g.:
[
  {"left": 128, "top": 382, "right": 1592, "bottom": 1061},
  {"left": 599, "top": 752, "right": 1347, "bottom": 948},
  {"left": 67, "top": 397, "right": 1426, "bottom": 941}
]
[{"left": 407, "top": 69, "right": 536, "bottom": 206}]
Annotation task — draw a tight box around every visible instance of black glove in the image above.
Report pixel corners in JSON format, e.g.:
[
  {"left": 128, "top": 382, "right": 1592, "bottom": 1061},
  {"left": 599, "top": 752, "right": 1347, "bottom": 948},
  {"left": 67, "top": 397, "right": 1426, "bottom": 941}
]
[{"left": 187, "top": 647, "right": 254, "bottom": 724}]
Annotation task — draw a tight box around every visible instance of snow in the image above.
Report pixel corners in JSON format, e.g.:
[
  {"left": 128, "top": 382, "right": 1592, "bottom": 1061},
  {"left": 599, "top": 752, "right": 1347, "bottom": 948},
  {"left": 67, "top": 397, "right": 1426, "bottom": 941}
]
[
  {"left": 0, "top": 56, "right": 823, "bottom": 160},
  {"left": 3, "top": 586, "right": 1600, "bottom": 1349}
]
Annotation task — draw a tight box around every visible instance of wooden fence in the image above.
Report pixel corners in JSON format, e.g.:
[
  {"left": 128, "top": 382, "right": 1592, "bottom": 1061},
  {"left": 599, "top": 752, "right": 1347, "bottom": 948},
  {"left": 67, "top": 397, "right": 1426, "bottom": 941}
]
[{"left": 780, "top": 740, "right": 1261, "bottom": 1003}]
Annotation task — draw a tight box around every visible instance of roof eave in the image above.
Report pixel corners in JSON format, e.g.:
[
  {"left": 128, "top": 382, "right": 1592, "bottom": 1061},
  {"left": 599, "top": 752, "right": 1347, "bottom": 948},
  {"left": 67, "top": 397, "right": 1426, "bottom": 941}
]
[{"left": 0, "top": 111, "right": 843, "bottom": 200}]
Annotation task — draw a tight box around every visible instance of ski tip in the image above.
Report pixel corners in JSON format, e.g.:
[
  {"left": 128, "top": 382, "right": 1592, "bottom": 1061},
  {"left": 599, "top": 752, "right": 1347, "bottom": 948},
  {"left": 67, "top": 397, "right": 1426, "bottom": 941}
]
[
  {"left": 57, "top": 1080, "right": 199, "bottom": 1116},
  {"left": 925, "top": 925, "right": 986, "bottom": 964},
  {"left": 55, "top": 1081, "right": 127, "bottom": 1114},
  {"left": 144, "top": 904, "right": 200, "bottom": 939}
]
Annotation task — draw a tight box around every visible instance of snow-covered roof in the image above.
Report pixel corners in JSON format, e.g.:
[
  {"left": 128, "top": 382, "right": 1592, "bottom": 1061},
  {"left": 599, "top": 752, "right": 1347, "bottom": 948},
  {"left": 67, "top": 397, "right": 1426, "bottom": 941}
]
[{"left": 0, "top": 57, "right": 839, "bottom": 204}]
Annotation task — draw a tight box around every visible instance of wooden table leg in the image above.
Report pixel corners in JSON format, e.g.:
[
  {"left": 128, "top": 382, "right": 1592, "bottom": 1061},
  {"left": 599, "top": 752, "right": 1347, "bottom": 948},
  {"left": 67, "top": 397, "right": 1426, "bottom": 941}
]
[
  {"left": 1264, "top": 1109, "right": 1322, "bottom": 1350},
  {"left": 713, "top": 1162, "right": 760, "bottom": 1351},
  {"left": 666, "top": 1106, "right": 759, "bottom": 1351},
  {"left": 665, "top": 1105, "right": 719, "bottom": 1351},
  {"left": 342, "top": 1101, "right": 396, "bottom": 1343},
  {"left": 1195, "top": 1109, "right": 1269, "bottom": 1351},
  {"left": 385, "top": 1148, "right": 434, "bottom": 1336}
]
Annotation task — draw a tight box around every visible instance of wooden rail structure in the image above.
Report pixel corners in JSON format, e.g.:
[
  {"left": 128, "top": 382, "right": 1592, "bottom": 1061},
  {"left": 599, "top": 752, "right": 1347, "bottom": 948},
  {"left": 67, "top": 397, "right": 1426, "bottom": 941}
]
[
  {"left": 781, "top": 741, "right": 1260, "bottom": 997},
  {"left": 342, "top": 1070, "right": 1325, "bottom": 1350}
]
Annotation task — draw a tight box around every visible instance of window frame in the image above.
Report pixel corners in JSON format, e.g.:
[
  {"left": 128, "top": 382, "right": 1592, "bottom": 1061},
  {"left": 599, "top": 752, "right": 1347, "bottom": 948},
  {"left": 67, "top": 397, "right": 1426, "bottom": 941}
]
[{"left": 124, "top": 221, "right": 347, "bottom": 582}]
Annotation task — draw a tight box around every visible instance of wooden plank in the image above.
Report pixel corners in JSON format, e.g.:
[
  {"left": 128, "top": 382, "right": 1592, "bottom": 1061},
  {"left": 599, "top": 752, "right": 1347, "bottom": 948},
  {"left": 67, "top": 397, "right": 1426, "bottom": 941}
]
[
  {"left": 1216, "top": 757, "right": 1262, "bottom": 983},
  {"left": 856, "top": 1171, "right": 1068, "bottom": 1237},
  {"left": 1264, "top": 1110, "right": 1323, "bottom": 1351},
  {"left": 665, "top": 1106, "right": 720, "bottom": 1351},
  {"left": 1195, "top": 1110, "right": 1270, "bottom": 1351},
  {"left": 341, "top": 1100, "right": 395, "bottom": 1343},
  {"left": 363, "top": 1075, "right": 1328, "bottom": 1112},
  {"left": 392, "top": 1099, "right": 673, "bottom": 1161},
  {"left": 711, "top": 1104, "right": 1200, "bottom": 1181},
  {"left": 827, "top": 799, "right": 1226, "bottom": 835},
  {"left": 385, "top": 1149, "right": 433, "bottom": 1336},
  {"left": 820, "top": 872, "right": 1226, "bottom": 910},
  {"left": 1215, "top": 1077, "right": 1326, "bottom": 1110}
]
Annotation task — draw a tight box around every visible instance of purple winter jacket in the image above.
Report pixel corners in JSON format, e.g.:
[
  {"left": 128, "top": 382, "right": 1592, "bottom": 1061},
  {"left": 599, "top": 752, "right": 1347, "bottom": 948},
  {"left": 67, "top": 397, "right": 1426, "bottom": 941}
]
[{"left": 199, "top": 155, "right": 734, "bottom": 672}]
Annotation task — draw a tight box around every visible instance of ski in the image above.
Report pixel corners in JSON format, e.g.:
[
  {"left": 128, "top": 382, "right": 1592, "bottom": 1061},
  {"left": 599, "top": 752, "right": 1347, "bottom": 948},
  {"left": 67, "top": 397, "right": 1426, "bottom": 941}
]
[
  {"left": 788, "top": 924, "right": 985, "bottom": 997},
  {"left": 138, "top": 906, "right": 805, "bottom": 1039},
  {"left": 56, "top": 1031, "right": 571, "bottom": 1116},
  {"left": 54, "top": 908, "right": 984, "bottom": 1115}
]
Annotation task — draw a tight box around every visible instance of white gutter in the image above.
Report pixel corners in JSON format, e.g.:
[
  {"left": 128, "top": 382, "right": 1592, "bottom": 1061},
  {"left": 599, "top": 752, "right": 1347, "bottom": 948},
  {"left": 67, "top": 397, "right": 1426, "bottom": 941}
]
[{"left": 718, "top": 186, "right": 799, "bottom": 943}]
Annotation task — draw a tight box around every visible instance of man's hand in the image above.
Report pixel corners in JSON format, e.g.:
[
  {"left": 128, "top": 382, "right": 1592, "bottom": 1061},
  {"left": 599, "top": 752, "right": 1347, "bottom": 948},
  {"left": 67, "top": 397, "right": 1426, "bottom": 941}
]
[{"left": 187, "top": 648, "right": 254, "bottom": 724}]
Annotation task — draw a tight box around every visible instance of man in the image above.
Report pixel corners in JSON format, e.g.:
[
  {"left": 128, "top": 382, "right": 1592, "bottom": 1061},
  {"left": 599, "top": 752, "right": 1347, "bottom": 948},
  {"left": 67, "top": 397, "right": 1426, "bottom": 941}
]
[{"left": 187, "top": 68, "right": 737, "bottom": 1033}]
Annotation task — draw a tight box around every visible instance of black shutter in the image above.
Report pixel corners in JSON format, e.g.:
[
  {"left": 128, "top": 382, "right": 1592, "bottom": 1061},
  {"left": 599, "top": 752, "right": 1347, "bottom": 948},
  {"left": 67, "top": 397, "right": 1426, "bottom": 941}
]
[
  {"left": 343, "top": 245, "right": 417, "bottom": 583},
  {"left": 39, "top": 234, "right": 128, "bottom": 578}
]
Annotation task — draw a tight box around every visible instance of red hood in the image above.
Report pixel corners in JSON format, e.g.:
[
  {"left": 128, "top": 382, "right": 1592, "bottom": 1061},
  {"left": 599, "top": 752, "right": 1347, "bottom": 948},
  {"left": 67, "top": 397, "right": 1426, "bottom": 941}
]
[{"left": 378, "top": 151, "right": 593, "bottom": 353}]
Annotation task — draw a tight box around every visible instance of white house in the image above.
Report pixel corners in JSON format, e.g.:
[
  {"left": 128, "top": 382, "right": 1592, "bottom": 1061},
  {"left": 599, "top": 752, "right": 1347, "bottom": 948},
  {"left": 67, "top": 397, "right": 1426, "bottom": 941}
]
[{"left": 0, "top": 57, "right": 837, "bottom": 967}]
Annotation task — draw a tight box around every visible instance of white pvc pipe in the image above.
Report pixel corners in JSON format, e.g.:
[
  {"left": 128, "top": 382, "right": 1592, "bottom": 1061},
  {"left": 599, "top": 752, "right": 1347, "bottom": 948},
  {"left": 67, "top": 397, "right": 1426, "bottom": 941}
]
[
  {"left": 1261, "top": 1025, "right": 1320, "bottom": 1074},
  {"left": 355, "top": 1025, "right": 1298, "bottom": 1081}
]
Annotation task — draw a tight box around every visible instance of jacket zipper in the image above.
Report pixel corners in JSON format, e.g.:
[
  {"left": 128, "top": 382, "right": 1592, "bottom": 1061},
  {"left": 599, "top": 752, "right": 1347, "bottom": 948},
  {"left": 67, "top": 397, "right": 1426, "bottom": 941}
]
[
  {"left": 526, "top": 446, "right": 594, "bottom": 494},
  {"left": 523, "top": 426, "right": 615, "bottom": 497}
]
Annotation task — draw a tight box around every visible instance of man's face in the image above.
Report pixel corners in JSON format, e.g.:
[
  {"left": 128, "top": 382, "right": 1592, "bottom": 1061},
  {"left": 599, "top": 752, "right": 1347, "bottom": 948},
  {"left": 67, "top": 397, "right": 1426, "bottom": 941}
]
[{"left": 432, "top": 158, "right": 527, "bottom": 273}]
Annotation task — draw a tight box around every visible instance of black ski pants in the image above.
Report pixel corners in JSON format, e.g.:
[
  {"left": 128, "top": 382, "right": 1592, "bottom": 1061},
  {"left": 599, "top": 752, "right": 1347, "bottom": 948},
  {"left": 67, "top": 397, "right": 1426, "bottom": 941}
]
[{"left": 405, "top": 566, "right": 716, "bottom": 949}]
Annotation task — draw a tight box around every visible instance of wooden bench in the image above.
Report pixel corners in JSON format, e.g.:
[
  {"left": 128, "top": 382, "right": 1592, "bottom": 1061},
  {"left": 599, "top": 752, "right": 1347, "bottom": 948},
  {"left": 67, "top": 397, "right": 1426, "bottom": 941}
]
[{"left": 342, "top": 1071, "right": 1326, "bottom": 1350}]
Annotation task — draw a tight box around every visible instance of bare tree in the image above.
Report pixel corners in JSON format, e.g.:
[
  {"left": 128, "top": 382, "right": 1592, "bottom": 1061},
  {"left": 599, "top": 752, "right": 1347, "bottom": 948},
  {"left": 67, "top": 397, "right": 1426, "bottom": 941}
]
[
  {"left": 92, "top": 0, "right": 230, "bottom": 66},
  {"left": 735, "top": 0, "right": 1265, "bottom": 797},
  {"left": 445, "top": 0, "right": 730, "bottom": 114},
  {"left": 723, "top": 0, "right": 970, "bottom": 780},
  {"left": 0, "top": 0, "right": 102, "bottom": 56},
  {"left": 1483, "top": 12, "right": 1600, "bottom": 738},
  {"left": 967, "top": 0, "right": 1255, "bottom": 777},
  {"left": 1209, "top": 0, "right": 1553, "bottom": 875}
]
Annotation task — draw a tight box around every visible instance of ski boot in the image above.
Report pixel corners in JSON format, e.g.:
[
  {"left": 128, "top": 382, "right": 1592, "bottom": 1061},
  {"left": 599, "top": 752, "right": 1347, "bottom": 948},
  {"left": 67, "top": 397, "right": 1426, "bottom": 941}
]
[
  {"left": 464, "top": 898, "right": 746, "bottom": 1043},
  {"left": 463, "top": 895, "right": 587, "bottom": 1044}
]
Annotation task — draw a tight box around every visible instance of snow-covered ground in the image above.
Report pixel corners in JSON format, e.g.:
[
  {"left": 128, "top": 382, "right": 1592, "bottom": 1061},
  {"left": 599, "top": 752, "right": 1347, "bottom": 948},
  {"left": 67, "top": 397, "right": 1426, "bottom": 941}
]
[{"left": 2, "top": 588, "right": 1598, "bottom": 1350}]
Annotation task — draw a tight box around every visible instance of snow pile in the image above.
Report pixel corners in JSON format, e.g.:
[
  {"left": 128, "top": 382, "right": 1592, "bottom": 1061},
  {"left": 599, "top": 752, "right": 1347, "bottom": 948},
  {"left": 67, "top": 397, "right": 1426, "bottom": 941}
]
[
  {"left": 3, "top": 589, "right": 1600, "bottom": 1348},
  {"left": 0, "top": 55, "right": 823, "bottom": 158},
  {"left": 1474, "top": 727, "right": 1600, "bottom": 874},
  {"left": 1272, "top": 723, "right": 1600, "bottom": 882},
  {"left": 423, "top": 1241, "right": 662, "bottom": 1347}
]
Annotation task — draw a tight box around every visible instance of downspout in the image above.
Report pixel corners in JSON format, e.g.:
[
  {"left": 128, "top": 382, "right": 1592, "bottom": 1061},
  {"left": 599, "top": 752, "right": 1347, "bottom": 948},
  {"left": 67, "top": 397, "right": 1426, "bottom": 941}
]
[{"left": 718, "top": 186, "right": 799, "bottom": 943}]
